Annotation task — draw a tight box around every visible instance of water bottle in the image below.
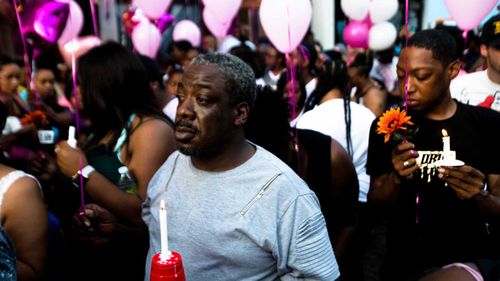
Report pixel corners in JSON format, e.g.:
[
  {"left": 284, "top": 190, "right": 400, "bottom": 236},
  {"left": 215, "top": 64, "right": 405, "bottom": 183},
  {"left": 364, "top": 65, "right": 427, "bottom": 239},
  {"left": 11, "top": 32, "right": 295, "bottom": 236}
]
[
  {"left": 492, "top": 92, "right": 500, "bottom": 111},
  {"left": 117, "top": 166, "right": 137, "bottom": 193}
]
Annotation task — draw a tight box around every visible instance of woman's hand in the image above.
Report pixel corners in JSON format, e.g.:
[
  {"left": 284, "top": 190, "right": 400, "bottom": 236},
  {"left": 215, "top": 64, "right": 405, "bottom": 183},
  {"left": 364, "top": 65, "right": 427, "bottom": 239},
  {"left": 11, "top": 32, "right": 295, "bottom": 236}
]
[{"left": 54, "top": 140, "right": 88, "bottom": 177}]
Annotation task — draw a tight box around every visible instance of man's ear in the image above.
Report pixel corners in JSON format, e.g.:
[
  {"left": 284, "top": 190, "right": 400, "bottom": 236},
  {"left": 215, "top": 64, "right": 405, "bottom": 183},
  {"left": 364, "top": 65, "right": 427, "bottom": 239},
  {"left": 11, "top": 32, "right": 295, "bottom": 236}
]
[
  {"left": 233, "top": 102, "right": 250, "bottom": 127},
  {"left": 480, "top": 44, "right": 488, "bottom": 58},
  {"left": 448, "top": 60, "right": 461, "bottom": 80}
]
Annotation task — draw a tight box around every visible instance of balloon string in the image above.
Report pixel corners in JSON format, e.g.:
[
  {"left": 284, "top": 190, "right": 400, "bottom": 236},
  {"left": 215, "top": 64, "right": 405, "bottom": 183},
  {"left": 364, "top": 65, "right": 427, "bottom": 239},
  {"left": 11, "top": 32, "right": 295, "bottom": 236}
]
[
  {"left": 404, "top": 0, "right": 419, "bottom": 226},
  {"left": 65, "top": 0, "right": 85, "bottom": 212},
  {"left": 404, "top": 0, "right": 409, "bottom": 113},
  {"left": 285, "top": 1, "right": 296, "bottom": 121},
  {"left": 89, "top": 0, "right": 99, "bottom": 37},
  {"left": 285, "top": 0, "right": 301, "bottom": 176},
  {"left": 286, "top": 54, "right": 297, "bottom": 121},
  {"left": 11, "top": 0, "right": 32, "bottom": 92},
  {"left": 71, "top": 46, "right": 85, "bottom": 213}
]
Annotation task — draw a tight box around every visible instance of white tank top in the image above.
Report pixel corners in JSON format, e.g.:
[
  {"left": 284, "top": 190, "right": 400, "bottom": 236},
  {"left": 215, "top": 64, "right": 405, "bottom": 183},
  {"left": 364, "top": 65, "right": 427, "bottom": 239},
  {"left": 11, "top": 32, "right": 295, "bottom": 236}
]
[{"left": 0, "top": 171, "right": 41, "bottom": 216}]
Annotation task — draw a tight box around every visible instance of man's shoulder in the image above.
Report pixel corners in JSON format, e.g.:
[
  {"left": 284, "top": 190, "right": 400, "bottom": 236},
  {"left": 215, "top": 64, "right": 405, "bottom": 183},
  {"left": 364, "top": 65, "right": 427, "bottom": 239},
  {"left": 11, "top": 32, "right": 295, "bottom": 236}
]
[
  {"left": 456, "top": 101, "right": 500, "bottom": 120},
  {"left": 253, "top": 146, "right": 312, "bottom": 194},
  {"left": 451, "top": 70, "right": 487, "bottom": 87}
]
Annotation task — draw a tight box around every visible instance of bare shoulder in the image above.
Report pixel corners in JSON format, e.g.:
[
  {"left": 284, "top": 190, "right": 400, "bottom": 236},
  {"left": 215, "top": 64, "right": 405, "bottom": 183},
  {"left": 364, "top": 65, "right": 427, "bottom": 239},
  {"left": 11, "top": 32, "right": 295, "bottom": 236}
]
[
  {"left": 1, "top": 174, "right": 44, "bottom": 221},
  {"left": 4, "top": 176, "right": 42, "bottom": 201},
  {"left": 132, "top": 118, "right": 174, "bottom": 139},
  {"left": 128, "top": 117, "right": 176, "bottom": 155}
]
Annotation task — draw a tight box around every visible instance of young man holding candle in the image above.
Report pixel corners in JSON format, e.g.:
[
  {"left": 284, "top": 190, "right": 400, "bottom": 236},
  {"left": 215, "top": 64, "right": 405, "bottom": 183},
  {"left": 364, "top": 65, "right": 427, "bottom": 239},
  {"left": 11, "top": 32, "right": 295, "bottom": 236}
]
[
  {"left": 142, "top": 53, "right": 339, "bottom": 281},
  {"left": 366, "top": 29, "right": 500, "bottom": 281}
]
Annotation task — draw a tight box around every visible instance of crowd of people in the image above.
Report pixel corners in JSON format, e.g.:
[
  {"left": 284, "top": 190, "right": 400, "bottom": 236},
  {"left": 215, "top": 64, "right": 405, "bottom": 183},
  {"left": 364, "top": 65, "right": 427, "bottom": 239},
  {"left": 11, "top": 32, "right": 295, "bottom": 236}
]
[{"left": 0, "top": 8, "right": 499, "bottom": 281}]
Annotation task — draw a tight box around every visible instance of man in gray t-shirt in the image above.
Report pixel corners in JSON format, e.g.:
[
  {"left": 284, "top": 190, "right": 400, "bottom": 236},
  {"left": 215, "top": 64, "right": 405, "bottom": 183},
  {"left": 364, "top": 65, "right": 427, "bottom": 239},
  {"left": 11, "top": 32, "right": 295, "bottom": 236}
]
[{"left": 142, "top": 53, "right": 339, "bottom": 280}]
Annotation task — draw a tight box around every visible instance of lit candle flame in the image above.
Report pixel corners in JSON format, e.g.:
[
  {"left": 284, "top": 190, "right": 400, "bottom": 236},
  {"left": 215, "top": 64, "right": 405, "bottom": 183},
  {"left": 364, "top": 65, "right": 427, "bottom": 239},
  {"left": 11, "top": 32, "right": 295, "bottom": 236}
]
[{"left": 442, "top": 129, "right": 448, "bottom": 137}]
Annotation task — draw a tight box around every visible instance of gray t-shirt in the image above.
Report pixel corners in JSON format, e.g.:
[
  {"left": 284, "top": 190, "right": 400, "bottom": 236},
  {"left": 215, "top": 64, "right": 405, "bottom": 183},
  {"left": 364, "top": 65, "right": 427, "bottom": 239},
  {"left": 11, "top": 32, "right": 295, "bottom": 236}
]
[{"left": 142, "top": 145, "right": 339, "bottom": 281}]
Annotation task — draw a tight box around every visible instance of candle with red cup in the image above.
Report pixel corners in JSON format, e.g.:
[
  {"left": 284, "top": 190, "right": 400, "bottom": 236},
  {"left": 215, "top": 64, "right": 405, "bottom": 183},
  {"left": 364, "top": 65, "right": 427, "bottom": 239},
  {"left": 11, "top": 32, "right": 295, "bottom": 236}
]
[{"left": 150, "top": 200, "right": 186, "bottom": 281}]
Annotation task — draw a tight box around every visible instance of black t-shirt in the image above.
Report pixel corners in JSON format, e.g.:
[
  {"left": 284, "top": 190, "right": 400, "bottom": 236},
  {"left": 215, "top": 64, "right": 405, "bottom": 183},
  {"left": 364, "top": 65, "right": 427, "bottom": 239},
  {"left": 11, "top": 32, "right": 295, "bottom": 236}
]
[{"left": 366, "top": 101, "right": 500, "bottom": 280}]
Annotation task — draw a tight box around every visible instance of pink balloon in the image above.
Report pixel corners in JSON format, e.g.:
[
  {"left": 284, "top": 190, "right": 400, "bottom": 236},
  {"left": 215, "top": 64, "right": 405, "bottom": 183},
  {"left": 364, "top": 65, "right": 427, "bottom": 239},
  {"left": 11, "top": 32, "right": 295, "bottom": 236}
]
[
  {"left": 57, "top": 0, "right": 84, "bottom": 44},
  {"left": 444, "top": 0, "right": 497, "bottom": 30},
  {"left": 259, "top": 0, "right": 312, "bottom": 54},
  {"left": 34, "top": 1, "right": 69, "bottom": 43},
  {"left": 136, "top": 0, "right": 173, "bottom": 20},
  {"left": 58, "top": 35, "right": 101, "bottom": 66},
  {"left": 132, "top": 20, "right": 162, "bottom": 58},
  {"left": 173, "top": 20, "right": 201, "bottom": 47},
  {"left": 157, "top": 13, "right": 175, "bottom": 33},
  {"left": 203, "top": 8, "right": 230, "bottom": 39},
  {"left": 202, "top": 0, "right": 242, "bottom": 25},
  {"left": 343, "top": 21, "right": 369, "bottom": 49}
]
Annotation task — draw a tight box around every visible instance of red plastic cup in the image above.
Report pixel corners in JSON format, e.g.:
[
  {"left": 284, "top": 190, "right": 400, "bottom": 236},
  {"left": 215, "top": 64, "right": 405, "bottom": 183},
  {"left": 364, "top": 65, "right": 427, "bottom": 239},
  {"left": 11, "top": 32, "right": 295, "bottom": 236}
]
[{"left": 150, "top": 252, "right": 186, "bottom": 281}]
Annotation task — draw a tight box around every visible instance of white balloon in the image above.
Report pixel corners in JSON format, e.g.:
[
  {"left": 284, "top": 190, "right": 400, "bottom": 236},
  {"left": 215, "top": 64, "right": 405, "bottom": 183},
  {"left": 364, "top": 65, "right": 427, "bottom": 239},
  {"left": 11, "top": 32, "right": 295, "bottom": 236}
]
[
  {"left": 369, "top": 0, "right": 399, "bottom": 23},
  {"left": 369, "top": 21, "right": 397, "bottom": 51},
  {"left": 340, "top": 0, "right": 370, "bottom": 21},
  {"left": 173, "top": 20, "right": 201, "bottom": 47},
  {"left": 131, "top": 21, "right": 162, "bottom": 58},
  {"left": 57, "top": 0, "right": 84, "bottom": 44}
]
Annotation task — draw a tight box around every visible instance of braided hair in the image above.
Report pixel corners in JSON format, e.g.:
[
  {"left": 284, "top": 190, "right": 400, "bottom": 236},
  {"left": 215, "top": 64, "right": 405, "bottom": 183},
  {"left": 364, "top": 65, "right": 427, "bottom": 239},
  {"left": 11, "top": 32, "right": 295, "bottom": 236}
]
[{"left": 304, "top": 58, "right": 353, "bottom": 157}]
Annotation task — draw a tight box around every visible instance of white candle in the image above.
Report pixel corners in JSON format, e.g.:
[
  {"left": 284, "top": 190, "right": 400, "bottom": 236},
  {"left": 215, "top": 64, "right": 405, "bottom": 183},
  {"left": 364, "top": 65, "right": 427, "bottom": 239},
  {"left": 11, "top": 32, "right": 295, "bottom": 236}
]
[
  {"left": 67, "top": 126, "right": 77, "bottom": 148},
  {"left": 442, "top": 129, "right": 450, "bottom": 160},
  {"left": 159, "top": 199, "right": 170, "bottom": 261}
]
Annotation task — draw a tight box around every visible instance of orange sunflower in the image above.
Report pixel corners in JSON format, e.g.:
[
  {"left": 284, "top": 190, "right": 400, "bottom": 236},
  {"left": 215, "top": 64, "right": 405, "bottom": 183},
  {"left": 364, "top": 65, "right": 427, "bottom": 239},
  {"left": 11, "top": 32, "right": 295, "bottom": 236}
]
[{"left": 376, "top": 107, "right": 414, "bottom": 143}]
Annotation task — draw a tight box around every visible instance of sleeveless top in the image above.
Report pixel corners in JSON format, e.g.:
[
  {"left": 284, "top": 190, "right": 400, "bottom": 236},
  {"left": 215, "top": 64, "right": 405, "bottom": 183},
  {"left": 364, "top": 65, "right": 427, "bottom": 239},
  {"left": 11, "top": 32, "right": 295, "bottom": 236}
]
[
  {"left": 0, "top": 170, "right": 41, "bottom": 214},
  {"left": 0, "top": 171, "right": 40, "bottom": 280},
  {"left": 86, "top": 114, "right": 140, "bottom": 186}
]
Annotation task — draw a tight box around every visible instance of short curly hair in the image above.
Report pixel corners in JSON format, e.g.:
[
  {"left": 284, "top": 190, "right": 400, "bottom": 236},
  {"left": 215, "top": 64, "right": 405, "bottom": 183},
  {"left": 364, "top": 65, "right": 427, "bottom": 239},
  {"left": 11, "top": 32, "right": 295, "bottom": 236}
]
[
  {"left": 407, "top": 29, "right": 458, "bottom": 66},
  {"left": 191, "top": 53, "right": 256, "bottom": 109}
]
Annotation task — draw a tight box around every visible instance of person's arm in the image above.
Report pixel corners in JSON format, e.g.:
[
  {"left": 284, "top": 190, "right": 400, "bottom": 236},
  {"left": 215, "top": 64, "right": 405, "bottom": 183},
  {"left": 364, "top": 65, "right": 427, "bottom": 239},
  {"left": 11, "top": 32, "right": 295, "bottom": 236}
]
[
  {"left": 277, "top": 194, "right": 340, "bottom": 280},
  {"left": 75, "top": 203, "right": 148, "bottom": 247},
  {"left": 368, "top": 141, "right": 419, "bottom": 205},
  {"left": 329, "top": 139, "right": 358, "bottom": 259},
  {"left": 2, "top": 177, "right": 47, "bottom": 281},
  {"left": 56, "top": 119, "right": 176, "bottom": 226}
]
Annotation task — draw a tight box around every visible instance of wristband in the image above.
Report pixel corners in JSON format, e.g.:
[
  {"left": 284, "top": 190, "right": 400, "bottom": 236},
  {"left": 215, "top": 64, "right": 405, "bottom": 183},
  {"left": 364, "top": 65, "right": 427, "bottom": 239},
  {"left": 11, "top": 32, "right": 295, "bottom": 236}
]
[{"left": 72, "top": 165, "right": 95, "bottom": 188}]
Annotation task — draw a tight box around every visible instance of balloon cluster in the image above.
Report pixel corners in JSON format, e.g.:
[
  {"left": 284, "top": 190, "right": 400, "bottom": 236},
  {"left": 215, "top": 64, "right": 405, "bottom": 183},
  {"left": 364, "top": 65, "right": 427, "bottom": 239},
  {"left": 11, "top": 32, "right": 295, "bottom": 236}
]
[
  {"left": 201, "top": 0, "right": 242, "bottom": 40},
  {"left": 123, "top": 0, "right": 175, "bottom": 58},
  {"left": 341, "top": 0, "right": 398, "bottom": 51}
]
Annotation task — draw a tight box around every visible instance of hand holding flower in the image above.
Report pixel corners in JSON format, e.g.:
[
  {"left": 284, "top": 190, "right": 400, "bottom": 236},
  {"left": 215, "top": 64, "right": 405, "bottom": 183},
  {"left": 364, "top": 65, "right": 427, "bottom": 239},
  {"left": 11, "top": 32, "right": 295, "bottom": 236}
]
[{"left": 376, "top": 107, "right": 416, "bottom": 143}]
